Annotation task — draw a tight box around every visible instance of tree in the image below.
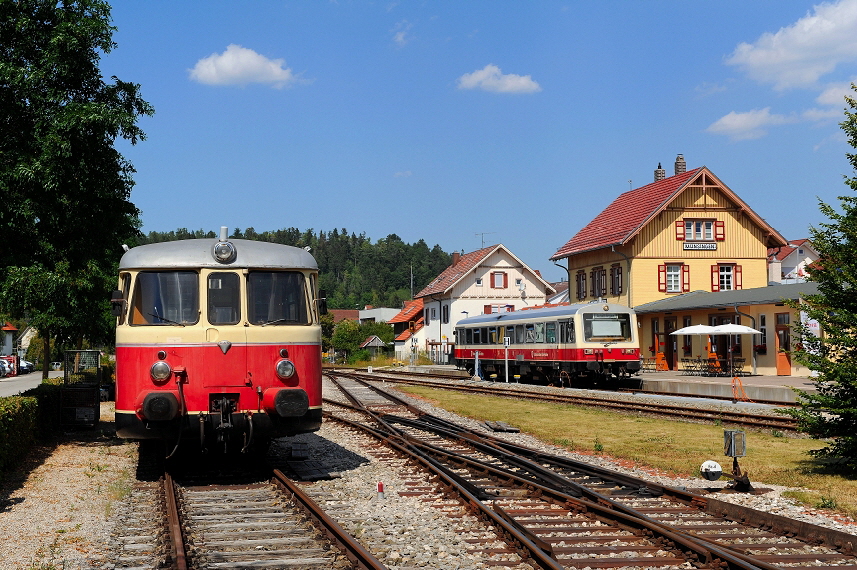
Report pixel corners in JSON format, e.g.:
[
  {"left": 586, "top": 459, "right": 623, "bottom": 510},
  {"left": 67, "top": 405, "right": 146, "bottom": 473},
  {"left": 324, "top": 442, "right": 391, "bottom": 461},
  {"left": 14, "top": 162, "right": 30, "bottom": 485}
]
[
  {"left": 0, "top": 0, "right": 153, "bottom": 377},
  {"left": 786, "top": 83, "right": 857, "bottom": 469}
]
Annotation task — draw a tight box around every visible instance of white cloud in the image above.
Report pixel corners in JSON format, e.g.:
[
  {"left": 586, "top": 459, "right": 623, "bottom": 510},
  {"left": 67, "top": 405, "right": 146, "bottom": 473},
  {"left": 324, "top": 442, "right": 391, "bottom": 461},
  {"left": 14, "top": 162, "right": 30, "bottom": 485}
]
[
  {"left": 726, "top": 0, "right": 857, "bottom": 90},
  {"left": 394, "top": 170, "right": 412, "bottom": 178},
  {"left": 189, "top": 44, "right": 298, "bottom": 88},
  {"left": 392, "top": 20, "right": 413, "bottom": 47},
  {"left": 816, "top": 80, "right": 857, "bottom": 105},
  {"left": 457, "top": 64, "right": 541, "bottom": 94},
  {"left": 706, "top": 108, "right": 795, "bottom": 140}
]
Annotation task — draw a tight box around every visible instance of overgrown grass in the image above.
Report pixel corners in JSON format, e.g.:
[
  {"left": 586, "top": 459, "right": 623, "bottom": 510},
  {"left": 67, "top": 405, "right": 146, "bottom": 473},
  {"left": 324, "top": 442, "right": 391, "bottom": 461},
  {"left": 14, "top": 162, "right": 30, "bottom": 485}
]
[{"left": 398, "top": 386, "right": 857, "bottom": 519}]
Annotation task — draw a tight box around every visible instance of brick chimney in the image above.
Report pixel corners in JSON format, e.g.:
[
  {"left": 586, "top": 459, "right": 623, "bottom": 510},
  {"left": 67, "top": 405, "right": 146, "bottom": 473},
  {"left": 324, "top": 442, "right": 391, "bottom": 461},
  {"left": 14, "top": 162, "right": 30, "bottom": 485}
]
[
  {"left": 451, "top": 251, "right": 460, "bottom": 266},
  {"left": 675, "top": 154, "right": 686, "bottom": 175},
  {"left": 654, "top": 162, "right": 665, "bottom": 182}
]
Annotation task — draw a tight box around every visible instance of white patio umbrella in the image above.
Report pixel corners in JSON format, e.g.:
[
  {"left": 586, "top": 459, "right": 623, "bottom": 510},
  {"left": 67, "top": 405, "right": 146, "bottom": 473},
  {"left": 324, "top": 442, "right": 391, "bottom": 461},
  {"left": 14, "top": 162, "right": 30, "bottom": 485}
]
[
  {"left": 709, "top": 323, "right": 763, "bottom": 375},
  {"left": 670, "top": 324, "right": 716, "bottom": 335}
]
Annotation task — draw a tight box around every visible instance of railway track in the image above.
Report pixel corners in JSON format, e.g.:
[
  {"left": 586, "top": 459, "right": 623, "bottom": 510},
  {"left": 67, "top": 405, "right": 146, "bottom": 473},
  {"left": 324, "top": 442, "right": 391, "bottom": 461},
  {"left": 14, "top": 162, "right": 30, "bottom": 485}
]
[
  {"left": 341, "top": 369, "right": 800, "bottom": 432},
  {"left": 324, "top": 372, "right": 857, "bottom": 569},
  {"left": 158, "top": 469, "right": 385, "bottom": 569}
]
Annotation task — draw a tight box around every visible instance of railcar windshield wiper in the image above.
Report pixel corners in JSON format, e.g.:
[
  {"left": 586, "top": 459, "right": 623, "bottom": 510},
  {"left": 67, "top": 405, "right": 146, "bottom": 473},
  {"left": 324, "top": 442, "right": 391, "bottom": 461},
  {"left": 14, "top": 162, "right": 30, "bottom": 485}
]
[
  {"left": 260, "top": 317, "right": 294, "bottom": 326},
  {"left": 148, "top": 310, "right": 186, "bottom": 327}
]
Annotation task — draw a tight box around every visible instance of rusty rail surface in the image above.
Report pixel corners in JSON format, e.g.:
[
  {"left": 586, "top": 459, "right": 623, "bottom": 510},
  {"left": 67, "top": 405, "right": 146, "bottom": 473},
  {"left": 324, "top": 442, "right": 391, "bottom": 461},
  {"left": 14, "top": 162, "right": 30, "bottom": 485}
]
[
  {"left": 271, "top": 469, "right": 388, "bottom": 570},
  {"left": 163, "top": 473, "right": 188, "bottom": 570}
]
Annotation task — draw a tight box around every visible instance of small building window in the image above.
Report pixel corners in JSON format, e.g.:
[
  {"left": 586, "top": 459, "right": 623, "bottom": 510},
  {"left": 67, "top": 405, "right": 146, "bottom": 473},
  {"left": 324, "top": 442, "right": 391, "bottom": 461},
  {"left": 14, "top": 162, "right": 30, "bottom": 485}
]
[
  {"left": 491, "top": 271, "right": 507, "bottom": 289},
  {"left": 575, "top": 271, "right": 587, "bottom": 300},
  {"left": 610, "top": 264, "right": 623, "bottom": 296},
  {"left": 475, "top": 277, "right": 483, "bottom": 286},
  {"left": 658, "top": 263, "right": 689, "bottom": 293},
  {"left": 711, "top": 264, "right": 742, "bottom": 292}
]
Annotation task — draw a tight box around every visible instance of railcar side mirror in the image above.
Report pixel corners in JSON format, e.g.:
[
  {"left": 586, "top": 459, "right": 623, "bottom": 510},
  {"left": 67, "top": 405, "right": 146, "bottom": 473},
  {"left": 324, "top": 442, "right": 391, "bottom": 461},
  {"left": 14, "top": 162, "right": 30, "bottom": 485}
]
[
  {"left": 110, "top": 290, "right": 126, "bottom": 317},
  {"left": 317, "top": 290, "right": 328, "bottom": 315}
]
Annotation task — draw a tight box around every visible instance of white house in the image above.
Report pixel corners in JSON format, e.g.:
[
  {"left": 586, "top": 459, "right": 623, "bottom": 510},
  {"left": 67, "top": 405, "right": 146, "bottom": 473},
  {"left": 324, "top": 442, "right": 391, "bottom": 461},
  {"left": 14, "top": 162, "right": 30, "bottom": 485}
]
[
  {"left": 414, "top": 244, "right": 556, "bottom": 363},
  {"left": 768, "top": 239, "right": 819, "bottom": 283}
]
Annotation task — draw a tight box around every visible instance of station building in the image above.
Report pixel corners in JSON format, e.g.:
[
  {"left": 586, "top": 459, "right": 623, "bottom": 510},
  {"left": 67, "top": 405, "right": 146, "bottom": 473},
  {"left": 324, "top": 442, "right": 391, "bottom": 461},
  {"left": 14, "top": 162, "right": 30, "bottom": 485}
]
[{"left": 549, "top": 155, "right": 818, "bottom": 376}]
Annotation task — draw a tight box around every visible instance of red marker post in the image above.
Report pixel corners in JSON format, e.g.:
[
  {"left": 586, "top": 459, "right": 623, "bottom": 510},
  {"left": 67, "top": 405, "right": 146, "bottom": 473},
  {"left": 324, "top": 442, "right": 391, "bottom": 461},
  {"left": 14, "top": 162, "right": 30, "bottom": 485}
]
[{"left": 377, "top": 481, "right": 385, "bottom": 499}]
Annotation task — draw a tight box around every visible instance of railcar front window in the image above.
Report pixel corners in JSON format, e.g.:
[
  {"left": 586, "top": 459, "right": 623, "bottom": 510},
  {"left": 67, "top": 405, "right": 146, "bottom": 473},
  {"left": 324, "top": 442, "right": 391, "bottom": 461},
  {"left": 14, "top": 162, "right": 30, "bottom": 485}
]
[
  {"left": 249, "top": 272, "right": 309, "bottom": 325},
  {"left": 208, "top": 273, "right": 241, "bottom": 325},
  {"left": 583, "top": 313, "right": 633, "bottom": 342},
  {"left": 130, "top": 271, "right": 199, "bottom": 326}
]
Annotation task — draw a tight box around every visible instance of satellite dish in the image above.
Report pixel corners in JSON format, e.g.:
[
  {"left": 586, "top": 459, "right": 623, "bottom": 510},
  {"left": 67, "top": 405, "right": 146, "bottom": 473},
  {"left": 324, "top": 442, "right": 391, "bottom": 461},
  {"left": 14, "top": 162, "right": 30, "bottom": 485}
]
[{"left": 700, "top": 460, "right": 723, "bottom": 481}]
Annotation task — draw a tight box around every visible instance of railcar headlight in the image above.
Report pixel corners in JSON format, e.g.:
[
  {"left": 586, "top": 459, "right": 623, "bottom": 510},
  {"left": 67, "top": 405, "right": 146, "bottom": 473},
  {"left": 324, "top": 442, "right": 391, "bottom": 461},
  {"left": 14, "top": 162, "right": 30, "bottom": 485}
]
[
  {"left": 212, "top": 241, "right": 236, "bottom": 263},
  {"left": 151, "top": 361, "right": 172, "bottom": 381},
  {"left": 275, "top": 359, "right": 295, "bottom": 379}
]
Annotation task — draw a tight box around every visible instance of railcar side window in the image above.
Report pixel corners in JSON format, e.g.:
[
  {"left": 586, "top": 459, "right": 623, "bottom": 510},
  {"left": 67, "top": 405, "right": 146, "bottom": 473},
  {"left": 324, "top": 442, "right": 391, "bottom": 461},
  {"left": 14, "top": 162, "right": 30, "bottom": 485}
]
[
  {"left": 534, "top": 323, "right": 545, "bottom": 343},
  {"left": 465, "top": 328, "right": 473, "bottom": 344},
  {"left": 208, "top": 273, "right": 241, "bottom": 325},
  {"left": 480, "top": 327, "right": 488, "bottom": 343},
  {"left": 559, "top": 320, "right": 575, "bottom": 343},
  {"left": 248, "top": 271, "right": 309, "bottom": 325},
  {"left": 515, "top": 325, "right": 525, "bottom": 344},
  {"left": 546, "top": 322, "right": 556, "bottom": 343},
  {"left": 525, "top": 324, "right": 535, "bottom": 343},
  {"left": 130, "top": 271, "right": 199, "bottom": 326},
  {"left": 583, "top": 313, "right": 633, "bottom": 341}
]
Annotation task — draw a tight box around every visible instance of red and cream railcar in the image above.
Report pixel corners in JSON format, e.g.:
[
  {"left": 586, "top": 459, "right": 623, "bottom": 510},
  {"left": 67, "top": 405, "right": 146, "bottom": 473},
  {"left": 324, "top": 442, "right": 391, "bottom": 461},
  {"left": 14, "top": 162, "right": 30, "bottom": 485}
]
[
  {"left": 453, "top": 302, "right": 640, "bottom": 384},
  {"left": 112, "top": 229, "right": 325, "bottom": 452}
]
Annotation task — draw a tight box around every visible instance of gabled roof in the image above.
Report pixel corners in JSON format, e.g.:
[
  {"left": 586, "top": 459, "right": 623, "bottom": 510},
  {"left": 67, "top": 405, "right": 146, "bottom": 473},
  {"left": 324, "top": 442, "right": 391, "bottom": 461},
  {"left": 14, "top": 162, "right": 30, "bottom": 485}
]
[
  {"left": 359, "top": 335, "right": 387, "bottom": 348},
  {"left": 415, "top": 245, "right": 497, "bottom": 298},
  {"left": 415, "top": 244, "right": 555, "bottom": 298},
  {"left": 388, "top": 298, "right": 424, "bottom": 324},
  {"left": 768, "top": 239, "right": 815, "bottom": 262},
  {"left": 550, "top": 167, "right": 787, "bottom": 260},
  {"left": 2, "top": 322, "right": 17, "bottom": 332}
]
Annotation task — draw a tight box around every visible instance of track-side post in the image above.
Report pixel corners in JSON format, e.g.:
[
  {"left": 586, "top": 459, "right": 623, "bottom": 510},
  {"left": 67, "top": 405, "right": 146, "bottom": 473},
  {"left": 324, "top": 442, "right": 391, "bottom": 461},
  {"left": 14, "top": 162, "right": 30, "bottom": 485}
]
[{"left": 504, "top": 336, "right": 510, "bottom": 383}]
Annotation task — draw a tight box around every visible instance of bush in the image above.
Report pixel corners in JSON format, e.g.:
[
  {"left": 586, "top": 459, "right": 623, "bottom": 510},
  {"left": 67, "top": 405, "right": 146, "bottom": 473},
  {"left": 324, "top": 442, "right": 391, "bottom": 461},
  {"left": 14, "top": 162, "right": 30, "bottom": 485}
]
[{"left": 0, "top": 396, "right": 38, "bottom": 474}]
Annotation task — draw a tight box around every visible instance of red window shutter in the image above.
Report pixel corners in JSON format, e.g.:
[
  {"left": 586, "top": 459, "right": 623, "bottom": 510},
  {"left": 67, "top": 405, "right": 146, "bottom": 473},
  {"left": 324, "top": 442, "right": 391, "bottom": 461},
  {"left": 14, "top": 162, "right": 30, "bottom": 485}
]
[
  {"left": 715, "top": 220, "right": 725, "bottom": 241},
  {"left": 503, "top": 272, "right": 508, "bottom": 288},
  {"left": 484, "top": 305, "right": 492, "bottom": 314},
  {"left": 658, "top": 265, "right": 667, "bottom": 292},
  {"left": 490, "top": 272, "right": 496, "bottom": 288},
  {"left": 682, "top": 264, "right": 690, "bottom": 292},
  {"left": 711, "top": 265, "right": 720, "bottom": 292},
  {"left": 675, "top": 220, "right": 685, "bottom": 240},
  {"left": 735, "top": 265, "right": 742, "bottom": 289}
]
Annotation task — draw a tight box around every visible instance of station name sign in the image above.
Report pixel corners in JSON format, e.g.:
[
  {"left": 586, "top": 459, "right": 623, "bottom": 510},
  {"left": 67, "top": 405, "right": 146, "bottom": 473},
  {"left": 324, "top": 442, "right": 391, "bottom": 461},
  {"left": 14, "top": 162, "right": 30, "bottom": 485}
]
[{"left": 683, "top": 242, "right": 717, "bottom": 250}]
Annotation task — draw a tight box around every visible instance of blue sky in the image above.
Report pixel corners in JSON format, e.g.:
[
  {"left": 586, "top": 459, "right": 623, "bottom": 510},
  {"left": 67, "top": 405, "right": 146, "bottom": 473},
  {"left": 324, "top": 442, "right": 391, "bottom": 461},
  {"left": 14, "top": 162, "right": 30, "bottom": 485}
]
[{"left": 103, "top": 0, "right": 857, "bottom": 283}]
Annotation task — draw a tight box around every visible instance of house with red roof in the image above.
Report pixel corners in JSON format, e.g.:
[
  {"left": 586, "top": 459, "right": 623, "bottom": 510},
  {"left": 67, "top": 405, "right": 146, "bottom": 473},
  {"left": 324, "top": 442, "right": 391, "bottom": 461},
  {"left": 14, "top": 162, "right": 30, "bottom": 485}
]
[
  {"left": 389, "top": 298, "right": 425, "bottom": 360},
  {"left": 414, "top": 244, "right": 555, "bottom": 363},
  {"left": 767, "top": 239, "right": 819, "bottom": 283},
  {"left": 1, "top": 322, "right": 17, "bottom": 356},
  {"left": 550, "top": 155, "right": 787, "bottom": 308},
  {"left": 550, "top": 156, "right": 798, "bottom": 373}
]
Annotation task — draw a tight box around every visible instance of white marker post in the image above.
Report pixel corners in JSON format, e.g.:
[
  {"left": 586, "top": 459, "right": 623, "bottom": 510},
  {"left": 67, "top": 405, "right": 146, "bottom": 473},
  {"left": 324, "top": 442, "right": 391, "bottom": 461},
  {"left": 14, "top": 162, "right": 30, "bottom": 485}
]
[{"left": 504, "top": 336, "right": 510, "bottom": 383}]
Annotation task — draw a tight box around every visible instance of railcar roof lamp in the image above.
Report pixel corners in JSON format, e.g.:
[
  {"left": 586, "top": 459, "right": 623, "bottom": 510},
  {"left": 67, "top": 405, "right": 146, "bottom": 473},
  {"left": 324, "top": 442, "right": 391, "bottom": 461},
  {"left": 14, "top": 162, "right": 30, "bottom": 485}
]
[{"left": 213, "top": 225, "right": 237, "bottom": 263}]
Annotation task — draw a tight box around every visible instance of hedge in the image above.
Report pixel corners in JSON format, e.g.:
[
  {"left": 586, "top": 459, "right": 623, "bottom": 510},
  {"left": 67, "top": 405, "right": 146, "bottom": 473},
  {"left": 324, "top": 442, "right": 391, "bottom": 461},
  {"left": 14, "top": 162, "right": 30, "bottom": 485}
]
[{"left": 0, "top": 381, "right": 64, "bottom": 478}]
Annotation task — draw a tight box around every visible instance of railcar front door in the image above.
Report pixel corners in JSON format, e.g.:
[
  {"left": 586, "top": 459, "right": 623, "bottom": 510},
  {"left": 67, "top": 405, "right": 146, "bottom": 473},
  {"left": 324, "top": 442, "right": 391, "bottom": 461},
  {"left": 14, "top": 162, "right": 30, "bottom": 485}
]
[{"left": 203, "top": 272, "right": 249, "bottom": 388}]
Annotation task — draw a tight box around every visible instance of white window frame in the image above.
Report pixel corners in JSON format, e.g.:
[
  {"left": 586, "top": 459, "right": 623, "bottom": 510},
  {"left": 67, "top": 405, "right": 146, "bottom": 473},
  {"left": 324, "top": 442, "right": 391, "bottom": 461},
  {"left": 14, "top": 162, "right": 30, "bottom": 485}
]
[
  {"left": 666, "top": 264, "right": 682, "bottom": 293},
  {"left": 685, "top": 220, "right": 713, "bottom": 241},
  {"left": 719, "top": 264, "right": 734, "bottom": 291}
]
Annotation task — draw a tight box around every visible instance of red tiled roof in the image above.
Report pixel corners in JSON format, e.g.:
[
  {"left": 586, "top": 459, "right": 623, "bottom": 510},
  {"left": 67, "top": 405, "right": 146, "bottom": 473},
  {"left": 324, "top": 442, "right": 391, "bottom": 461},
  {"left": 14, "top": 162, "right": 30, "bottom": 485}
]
[
  {"left": 388, "top": 299, "right": 424, "bottom": 323},
  {"left": 329, "top": 309, "right": 359, "bottom": 323},
  {"left": 768, "top": 239, "right": 811, "bottom": 262},
  {"left": 551, "top": 169, "right": 702, "bottom": 260},
  {"left": 394, "top": 318, "right": 424, "bottom": 341},
  {"left": 415, "top": 245, "right": 497, "bottom": 298},
  {"left": 2, "top": 322, "right": 17, "bottom": 331}
]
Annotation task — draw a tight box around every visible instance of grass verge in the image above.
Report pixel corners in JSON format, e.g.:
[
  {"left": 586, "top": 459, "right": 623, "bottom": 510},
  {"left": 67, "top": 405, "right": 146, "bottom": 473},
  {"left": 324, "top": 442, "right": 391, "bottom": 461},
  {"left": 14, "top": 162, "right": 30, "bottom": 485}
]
[{"left": 398, "top": 386, "right": 857, "bottom": 520}]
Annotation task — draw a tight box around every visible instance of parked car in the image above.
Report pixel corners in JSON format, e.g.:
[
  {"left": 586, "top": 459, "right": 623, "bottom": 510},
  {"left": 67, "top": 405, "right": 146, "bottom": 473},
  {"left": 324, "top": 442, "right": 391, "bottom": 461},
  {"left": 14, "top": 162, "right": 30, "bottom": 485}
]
[
  {"left": 0, "top": 361, "right": 8, "bottom": 377},
  {"left": 19, "top": 360, "right": 35, "bottom": 374}
]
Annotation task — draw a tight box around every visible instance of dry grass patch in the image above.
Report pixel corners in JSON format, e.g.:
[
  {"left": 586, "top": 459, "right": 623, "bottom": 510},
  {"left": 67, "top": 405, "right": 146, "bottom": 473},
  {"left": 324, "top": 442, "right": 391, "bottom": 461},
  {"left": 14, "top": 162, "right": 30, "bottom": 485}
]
[{"left": 399, "top": 386, "right": 857, "bottom": 519}]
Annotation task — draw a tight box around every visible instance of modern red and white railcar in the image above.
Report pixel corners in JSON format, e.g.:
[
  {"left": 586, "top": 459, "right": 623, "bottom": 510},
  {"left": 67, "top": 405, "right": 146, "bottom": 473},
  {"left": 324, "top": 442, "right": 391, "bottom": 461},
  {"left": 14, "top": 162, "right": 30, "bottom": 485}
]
[
  {"left": 453, "top": 301, "right": 640, "bottom": 385},
  {"left": 111, "top": 228, "right": 325, "bottom": 453}
]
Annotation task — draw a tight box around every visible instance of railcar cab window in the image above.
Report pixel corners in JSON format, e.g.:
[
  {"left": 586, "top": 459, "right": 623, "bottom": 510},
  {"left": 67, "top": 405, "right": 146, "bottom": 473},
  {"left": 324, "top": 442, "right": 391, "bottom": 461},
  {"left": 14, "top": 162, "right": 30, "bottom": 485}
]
[
  {"left": 208, "top": 273, "right": 241, "bottom": 325},
  {"left": 546, "top": 322, "right": 557, "bottom": 343},
  {"left": 130, "top": 271, "right": 199, "bottom": 326},
  {"left": 248, "top": 271, "right": 309, "bottom": 325},
  {"left": 558, "top": 320, "right": 575, "bottom": 343},
  {"left": 582, "top": 313, "right": 632, "bottom": 342}
]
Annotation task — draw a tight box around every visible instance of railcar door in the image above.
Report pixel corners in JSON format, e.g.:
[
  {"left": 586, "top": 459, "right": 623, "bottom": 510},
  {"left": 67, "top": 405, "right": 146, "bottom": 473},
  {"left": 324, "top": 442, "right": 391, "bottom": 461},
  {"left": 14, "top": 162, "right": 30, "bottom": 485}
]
[
  {"left": 203, "top": 271, "right": 248, "bottom": 388},
  {"left": 775, "top": 312, "right": 792, "bottom": 376}
]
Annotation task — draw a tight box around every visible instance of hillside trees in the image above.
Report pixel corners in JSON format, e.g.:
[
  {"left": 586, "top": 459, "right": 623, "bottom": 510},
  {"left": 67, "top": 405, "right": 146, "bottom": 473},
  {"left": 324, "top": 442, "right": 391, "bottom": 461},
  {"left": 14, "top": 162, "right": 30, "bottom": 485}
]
[
  {"left": 140, "top": 228, "right": 451, "bottom": 308},
  {"left": 786, "top": 83, "right": 857, "bottom": 469},
  {"left": 0, "top": 0, "right": 153, "bottom": 375}
]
